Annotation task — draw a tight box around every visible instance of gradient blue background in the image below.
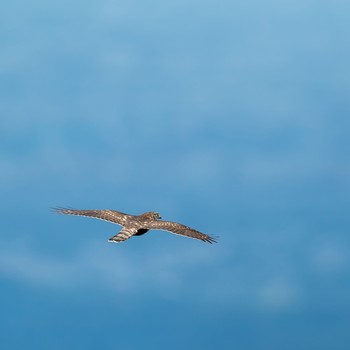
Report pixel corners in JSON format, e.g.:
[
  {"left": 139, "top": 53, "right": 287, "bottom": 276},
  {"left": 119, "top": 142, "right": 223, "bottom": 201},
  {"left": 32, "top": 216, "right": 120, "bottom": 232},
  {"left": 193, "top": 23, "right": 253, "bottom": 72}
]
[{"left": 1, "top": 1, "right": 350, "bottom": 349}]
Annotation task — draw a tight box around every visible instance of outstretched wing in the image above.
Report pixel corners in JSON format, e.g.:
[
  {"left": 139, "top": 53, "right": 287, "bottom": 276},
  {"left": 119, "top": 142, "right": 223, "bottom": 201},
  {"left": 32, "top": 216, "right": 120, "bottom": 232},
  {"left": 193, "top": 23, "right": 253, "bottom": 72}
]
[
  {"left": 146, "top": 220, "right": 217, "bottom": 243},
  {"left": 52, "top": 207, "right": 132, "bottom": 226}
]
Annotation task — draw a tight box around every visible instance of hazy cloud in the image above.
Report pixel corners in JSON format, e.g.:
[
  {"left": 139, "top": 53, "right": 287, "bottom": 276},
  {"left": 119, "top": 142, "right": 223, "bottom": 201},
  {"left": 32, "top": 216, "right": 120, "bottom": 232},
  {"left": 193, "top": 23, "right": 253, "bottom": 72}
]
[{"left": 0, "top": 237, "right": 307, "bottom": 313}]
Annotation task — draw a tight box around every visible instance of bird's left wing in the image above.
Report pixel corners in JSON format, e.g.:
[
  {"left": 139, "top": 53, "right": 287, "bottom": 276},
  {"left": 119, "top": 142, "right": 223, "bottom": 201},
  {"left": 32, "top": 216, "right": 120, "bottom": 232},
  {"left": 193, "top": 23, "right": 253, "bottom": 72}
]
[
  {"left": 53, "top": 207, "right": 132, "bottom": 226},
  {"left": 146, "top": 220, "right": 217, "bottom": 243}
]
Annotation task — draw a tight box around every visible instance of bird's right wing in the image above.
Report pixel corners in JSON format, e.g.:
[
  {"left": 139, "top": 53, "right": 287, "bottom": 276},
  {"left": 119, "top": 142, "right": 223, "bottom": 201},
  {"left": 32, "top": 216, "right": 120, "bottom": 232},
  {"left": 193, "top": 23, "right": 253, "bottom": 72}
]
[
  {"left": 146, "top": 220, "right": 218, "bottom": 243},
  {"left": 53, "top": 207, "right": 132, "bottom": 226}
]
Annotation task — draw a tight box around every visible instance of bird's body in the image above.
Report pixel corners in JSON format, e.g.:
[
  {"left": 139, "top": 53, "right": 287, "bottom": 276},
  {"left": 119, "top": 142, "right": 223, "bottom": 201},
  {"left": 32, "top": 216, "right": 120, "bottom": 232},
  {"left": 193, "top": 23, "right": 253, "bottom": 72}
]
[{"left": 53, "top": 208, "right": 217, "bottom": 244}]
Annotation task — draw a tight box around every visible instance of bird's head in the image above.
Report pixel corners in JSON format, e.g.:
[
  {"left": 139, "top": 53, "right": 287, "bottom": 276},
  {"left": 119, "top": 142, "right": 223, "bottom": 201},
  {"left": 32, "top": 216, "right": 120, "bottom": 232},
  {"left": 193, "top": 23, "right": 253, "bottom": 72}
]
[
  {"left": 140, "top": 211, "right": 162, "bottom": 220},
  {"left": 152, "top": 212, "right": 162, "bottom": 220}
]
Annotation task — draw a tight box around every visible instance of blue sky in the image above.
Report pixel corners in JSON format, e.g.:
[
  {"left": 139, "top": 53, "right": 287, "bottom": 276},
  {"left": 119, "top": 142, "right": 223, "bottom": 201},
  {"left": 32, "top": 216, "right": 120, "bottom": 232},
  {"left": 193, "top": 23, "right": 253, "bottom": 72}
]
[{"left": 1, "top": 1, "right": 350, "bottom": 349}]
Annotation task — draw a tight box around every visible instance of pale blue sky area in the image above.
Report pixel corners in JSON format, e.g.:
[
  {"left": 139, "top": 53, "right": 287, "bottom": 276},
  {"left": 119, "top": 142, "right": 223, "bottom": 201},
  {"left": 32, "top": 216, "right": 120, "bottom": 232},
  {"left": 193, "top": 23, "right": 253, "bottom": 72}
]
[{"left": 1, "top": 1, "right": 350, "bottom": 349}]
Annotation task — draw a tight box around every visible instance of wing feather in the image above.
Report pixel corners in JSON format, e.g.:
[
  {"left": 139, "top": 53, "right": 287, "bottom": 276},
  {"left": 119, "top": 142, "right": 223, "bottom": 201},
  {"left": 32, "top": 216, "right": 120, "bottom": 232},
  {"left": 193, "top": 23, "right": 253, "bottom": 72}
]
[
  {"left": 146, "top": 220, "right": 217, "bottom": 243},
  {"left": 52, "top": 207, "right": 132, "bottom": 226}
]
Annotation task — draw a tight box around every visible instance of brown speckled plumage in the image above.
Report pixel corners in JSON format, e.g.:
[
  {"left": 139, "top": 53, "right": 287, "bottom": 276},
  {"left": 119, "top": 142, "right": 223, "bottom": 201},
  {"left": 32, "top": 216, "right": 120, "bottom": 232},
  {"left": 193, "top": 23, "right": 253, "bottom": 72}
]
[{"left": 53, "top": 207, "right": 217, "bottom": 244}]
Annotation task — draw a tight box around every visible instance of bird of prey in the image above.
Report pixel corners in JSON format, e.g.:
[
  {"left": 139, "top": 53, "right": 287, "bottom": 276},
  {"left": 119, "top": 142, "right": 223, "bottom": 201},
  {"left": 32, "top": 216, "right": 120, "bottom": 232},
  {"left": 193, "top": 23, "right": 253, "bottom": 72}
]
[{"left": 53, "top": 207, "right": 217, "bottom": 244}]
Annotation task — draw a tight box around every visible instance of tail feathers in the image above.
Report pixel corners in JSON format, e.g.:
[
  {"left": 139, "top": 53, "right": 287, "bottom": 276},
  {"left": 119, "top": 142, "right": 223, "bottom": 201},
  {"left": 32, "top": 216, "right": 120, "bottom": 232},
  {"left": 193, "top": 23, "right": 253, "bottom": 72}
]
[
  {"left": 108, "top": 235, "right": 126, "bottom": 243},
  {"left": 108, "top": 228, "right": 135, "bottom": 243}
]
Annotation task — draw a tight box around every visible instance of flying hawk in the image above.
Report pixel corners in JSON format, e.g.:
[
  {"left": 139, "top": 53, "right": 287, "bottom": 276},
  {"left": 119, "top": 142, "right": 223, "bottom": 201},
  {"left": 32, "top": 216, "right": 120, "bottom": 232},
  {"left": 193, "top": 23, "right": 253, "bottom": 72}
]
[{"left": 53, "top": 207, "right": 217, "bottom": 244}]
